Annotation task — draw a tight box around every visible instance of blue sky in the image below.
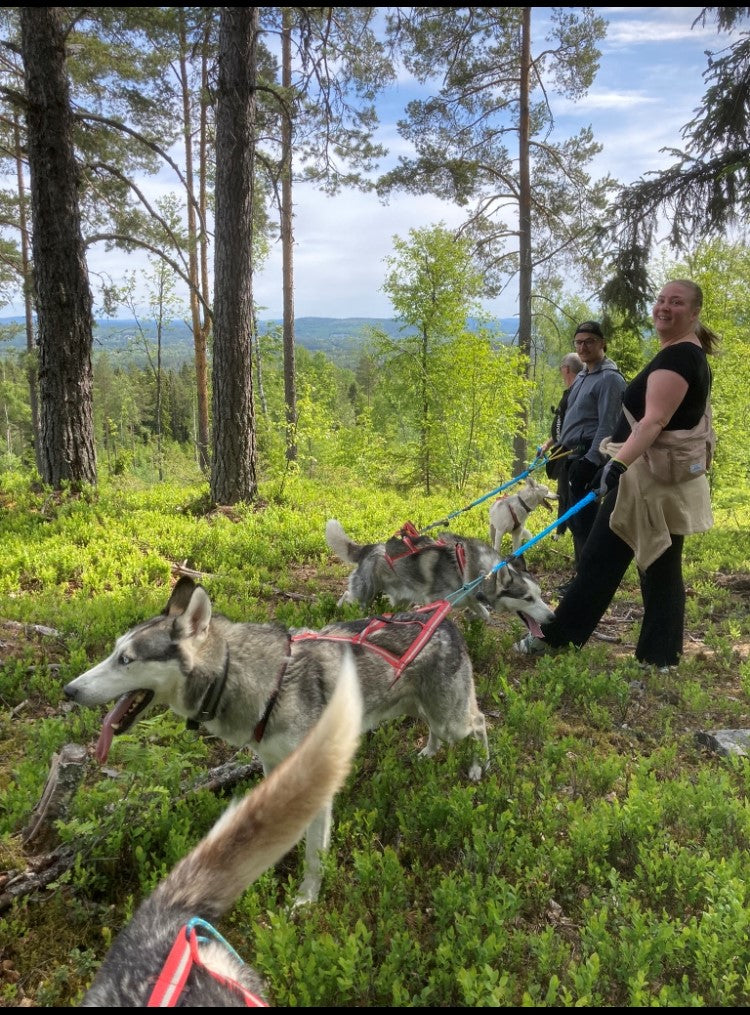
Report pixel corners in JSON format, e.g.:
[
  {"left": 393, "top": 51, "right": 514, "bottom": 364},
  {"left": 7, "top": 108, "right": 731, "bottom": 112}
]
[
  {"left": 253, "top": 6, "right": 726, "bottom": 321},
  {"left": 17, "top": 7, "right": 735, "bottom": 323}
]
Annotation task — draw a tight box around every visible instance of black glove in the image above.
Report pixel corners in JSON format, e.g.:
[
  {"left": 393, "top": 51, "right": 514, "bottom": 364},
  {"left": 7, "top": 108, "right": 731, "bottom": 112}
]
[
  {"left": 592, "top": 458, "right": 628, "bottom": 497},
  {"left": 568, "top": 456, "right": 598, "bottom": 491}
]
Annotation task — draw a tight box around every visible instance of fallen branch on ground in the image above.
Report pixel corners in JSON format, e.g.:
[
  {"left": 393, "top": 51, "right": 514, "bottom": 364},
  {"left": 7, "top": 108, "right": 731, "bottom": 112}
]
[{"left": 0, "top": 751, "right": 262, "bottom": 913}]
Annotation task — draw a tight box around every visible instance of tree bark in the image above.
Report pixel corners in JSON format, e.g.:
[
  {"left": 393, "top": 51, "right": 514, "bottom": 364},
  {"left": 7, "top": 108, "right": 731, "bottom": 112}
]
[
  {"left": 21, "top": 7, "right": 97, "bottom": 487},
  {"left": 282, "top": 10, "right": 297, "bottom": 462},
  {"left": 14, "top": 113, "right": 42, "bottom": 476},
  {"left": 21, "top": 743, "right": 88, "bottom": 853},
  {"left": 178, "top": 8, "right": 211, "bottom": 473},
  {"left": 513, "top": 6, "right": 533, "bottom": 475},
  {"left": 210, "top": 8, "right": 258, "bottom": 504}
]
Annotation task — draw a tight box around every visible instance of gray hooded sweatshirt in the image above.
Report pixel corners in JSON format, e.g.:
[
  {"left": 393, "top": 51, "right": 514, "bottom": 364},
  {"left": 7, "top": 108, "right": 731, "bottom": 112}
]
[{"left": 559, "top": 356, "right": 625, "bottom": 468}]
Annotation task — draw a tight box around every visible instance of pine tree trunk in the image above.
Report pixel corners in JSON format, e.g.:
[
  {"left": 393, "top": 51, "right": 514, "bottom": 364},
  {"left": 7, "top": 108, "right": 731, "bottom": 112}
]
[
  {"left": 14, "top": 113, "right": 42, "bottom": 476},
  {"left": 21, "top": 7, "right": 97, "bottom": 488},
  {"left": 178, "top": 9, "right": 211, "bottom": 473},
  {"left": 210, "top": 7, "right": 258, "bottom": 504},
  {"left": 282, "top": 10, "right": 297, "bottom": 462},
  {"left": 514, "top": 5, "right": 532, "bottom": 475}
]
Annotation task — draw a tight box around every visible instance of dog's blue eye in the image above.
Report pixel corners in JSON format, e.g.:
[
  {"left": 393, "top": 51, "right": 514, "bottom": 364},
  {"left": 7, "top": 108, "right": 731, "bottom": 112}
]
[{"left": 119, "top": 653, "right": 131, "bottom": 666}]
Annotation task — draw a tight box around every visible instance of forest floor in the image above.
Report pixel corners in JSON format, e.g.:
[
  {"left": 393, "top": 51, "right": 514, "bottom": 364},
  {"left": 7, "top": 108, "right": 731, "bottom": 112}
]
[{"left": 2, "top": 565, "right": 750, "bottom": 1005}]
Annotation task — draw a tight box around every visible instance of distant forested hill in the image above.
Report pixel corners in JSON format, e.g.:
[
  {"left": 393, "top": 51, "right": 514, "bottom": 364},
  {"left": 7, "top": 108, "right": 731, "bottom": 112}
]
[{"left": 0, "top": 315, "right": 518, "bottom": 368}]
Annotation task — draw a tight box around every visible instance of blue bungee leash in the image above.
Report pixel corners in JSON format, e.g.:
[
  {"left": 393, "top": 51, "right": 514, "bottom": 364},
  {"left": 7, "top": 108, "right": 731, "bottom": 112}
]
[
  {"left": 419, "top": 447, "right": 558, "bottom": 535},
  {"left": 445, "top": 489, "right": 598, "bottom": 608}
]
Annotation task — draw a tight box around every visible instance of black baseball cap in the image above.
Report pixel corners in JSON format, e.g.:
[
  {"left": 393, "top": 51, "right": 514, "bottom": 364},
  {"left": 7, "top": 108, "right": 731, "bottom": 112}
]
[{"left": 574, "top": 321, "right": 604, "bottom": 339}]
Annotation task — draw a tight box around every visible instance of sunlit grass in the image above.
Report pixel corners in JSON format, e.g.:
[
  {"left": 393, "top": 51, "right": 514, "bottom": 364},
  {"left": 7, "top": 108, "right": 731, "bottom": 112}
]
[{"left": 1, "top": 469, "right": 749, "bottom": 1006}]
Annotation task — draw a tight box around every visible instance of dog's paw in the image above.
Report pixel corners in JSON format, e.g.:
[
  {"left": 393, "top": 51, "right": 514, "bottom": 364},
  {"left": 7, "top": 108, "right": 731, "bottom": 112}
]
[
  {"left": 418, "top": 732, "right": 442, "bottom": 759},
  {"left": 467, "top": 761, "right": 484, "bottom": 782},
  {"left": 291, "top": 876, "right": 321, "bottom": 909},
  {"left": 291, "top": 895, "right": 313, "bottom": 911}
]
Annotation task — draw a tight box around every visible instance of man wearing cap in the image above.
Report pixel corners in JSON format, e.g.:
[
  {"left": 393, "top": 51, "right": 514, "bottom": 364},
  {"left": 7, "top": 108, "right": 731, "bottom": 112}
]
[{"left": 558, "top": 321, "right": 625, "bottom": 574}]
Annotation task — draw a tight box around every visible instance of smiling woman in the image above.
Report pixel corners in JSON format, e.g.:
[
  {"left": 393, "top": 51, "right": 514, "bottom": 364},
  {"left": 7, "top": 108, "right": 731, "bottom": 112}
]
[{"left": 515, "top": 278, "right": 718, "bottom": 670}]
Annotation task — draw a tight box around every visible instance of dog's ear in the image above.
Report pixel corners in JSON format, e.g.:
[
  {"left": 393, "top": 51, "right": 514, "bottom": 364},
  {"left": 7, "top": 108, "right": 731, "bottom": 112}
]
[
  {"left": 172, "top": 585, "right": 213, "bottom": 640},
  {"left": 497, "top": 564, "right": 512, "bottom": 589},
  {"left": 501, "top": 557, "right": 527, "bottom": 578},
  {"left": 164, "top": 576, "right": 197, "bottom": 616}
]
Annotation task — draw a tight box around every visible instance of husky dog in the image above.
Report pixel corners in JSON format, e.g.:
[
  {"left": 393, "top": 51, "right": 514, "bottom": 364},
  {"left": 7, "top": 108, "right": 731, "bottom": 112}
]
[
  {"left": 64, "top": 577, "right": 488, "bottom": 906},
  {"left": 325, "top": 519, "right": 554, "bottom": 632},
  {"left": 488, "top": 476, "right": 558, "bottom": 556},
  {"left": 80, "top": 655, "right": 362, "bottom": 1007}
]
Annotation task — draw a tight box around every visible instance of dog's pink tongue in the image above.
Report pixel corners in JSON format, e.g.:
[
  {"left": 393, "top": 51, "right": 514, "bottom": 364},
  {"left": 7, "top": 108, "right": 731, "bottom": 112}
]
[
  {"left": 523, "top": 614, "right": 544, "bottom": 638},
  {"left": 95, "top": 693, "right": 137, "bottom": 764}
]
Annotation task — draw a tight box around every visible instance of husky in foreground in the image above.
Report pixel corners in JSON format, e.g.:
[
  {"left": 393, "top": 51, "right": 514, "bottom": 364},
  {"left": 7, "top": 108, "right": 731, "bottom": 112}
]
[
  {"left": 488, "top": 476, "right": 557, "bottom": 556},
  {"left": 64, "top": 577, "right": 488, "bottom": 906},
  {"left": 80, "top": 655, "right": 362, "bottom": 1007},
  {"left": 325, "top": 519, "right": 554, "bottom": 634}
]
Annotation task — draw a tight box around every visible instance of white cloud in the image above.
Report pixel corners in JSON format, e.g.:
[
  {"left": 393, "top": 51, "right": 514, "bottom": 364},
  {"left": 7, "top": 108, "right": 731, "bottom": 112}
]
[
  {"left": 255, "top": 186, "right": 473, "bottom": 319},
  {"left": 600, "top": 7, "right": 718, "bottom": 46},
  {"left": 564, "top": 89, "right": 658, "bottom": 112},
  {"left": 2, "top": 7, "right": 729, "bottom": 323}
]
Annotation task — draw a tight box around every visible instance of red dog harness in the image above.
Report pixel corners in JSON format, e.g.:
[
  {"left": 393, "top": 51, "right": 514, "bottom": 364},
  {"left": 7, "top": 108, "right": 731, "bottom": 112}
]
[
  {"left": 383, "top": 521, "right": 434, "bottom": 567},
  {"left": 253, "top": 600, "right": 453, "bottom": 741},
  {"left": 147, "top": 918, "right": 268, "bottom": 1007},
  {"left": 384, "top": 521, "right": 466, "bottom": 576},
  {"left": 292, "top": 599, "right": 452, "bottom": 688}
]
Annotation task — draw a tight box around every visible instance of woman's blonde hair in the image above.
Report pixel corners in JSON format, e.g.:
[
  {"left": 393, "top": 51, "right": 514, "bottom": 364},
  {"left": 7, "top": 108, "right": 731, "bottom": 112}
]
[{"left": 669, "top": 279, "right": 720, "bottom": 354}]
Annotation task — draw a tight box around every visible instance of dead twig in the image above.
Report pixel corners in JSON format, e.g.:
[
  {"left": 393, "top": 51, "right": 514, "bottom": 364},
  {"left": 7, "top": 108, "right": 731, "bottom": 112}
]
[
  {"left": 1, "top": 751, "right": 262, "bottom": 913},
  {"left": 181, "top": 758, "right": 263, "bottom": 797},
  {"left": 0, "top": 846, "right": 77, "bottom": 914},
  {"left": 171, "top": 559, "right": 214, "bottom": 580},
  {"left": 1, "top": 620, "right": 62, "bottom": 639},
  {"left": 21, "top": 744, "right": 89, "bottom": 852}
]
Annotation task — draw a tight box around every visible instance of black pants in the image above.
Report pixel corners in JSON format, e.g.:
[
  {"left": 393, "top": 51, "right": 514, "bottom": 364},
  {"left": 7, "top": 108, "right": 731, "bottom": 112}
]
[
  {"left": 541, "top": 489, "right": 686, "bottom": 667},
  {"left": 563, "top": 455, "right": 599, "bottom": 566},
  {"left": 554, "top": 464, "right": 571, "bottom": 536}
]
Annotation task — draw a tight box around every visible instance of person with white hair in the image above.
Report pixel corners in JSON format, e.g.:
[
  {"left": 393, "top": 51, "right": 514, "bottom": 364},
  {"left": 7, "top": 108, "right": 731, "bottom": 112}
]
[{"left": 543, "top": 350, "right": 584, "bottom": 536}]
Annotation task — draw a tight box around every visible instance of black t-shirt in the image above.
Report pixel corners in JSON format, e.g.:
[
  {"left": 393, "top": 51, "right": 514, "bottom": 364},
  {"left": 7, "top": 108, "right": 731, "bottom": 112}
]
[{"left": 611, "top": 342, "right": 710, "bottom": 442}]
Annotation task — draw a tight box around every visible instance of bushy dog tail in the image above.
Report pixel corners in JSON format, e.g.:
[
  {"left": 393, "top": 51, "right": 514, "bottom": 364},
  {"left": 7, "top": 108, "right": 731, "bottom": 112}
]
[
  {"left": 156, "top": 652, "right": 363, "bottom": 919},
  {"left": 325, "top": 518, "right": 362, "bottom": 562}
]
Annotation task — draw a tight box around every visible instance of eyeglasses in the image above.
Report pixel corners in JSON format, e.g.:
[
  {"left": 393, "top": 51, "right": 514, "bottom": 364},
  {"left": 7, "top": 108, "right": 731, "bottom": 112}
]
[{"left": 573, "top": 338, "right": 599, "bottom": 348}]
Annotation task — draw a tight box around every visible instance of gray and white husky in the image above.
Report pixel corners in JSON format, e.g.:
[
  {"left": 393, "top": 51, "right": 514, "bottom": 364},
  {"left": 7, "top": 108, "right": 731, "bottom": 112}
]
[
  {"left": 80, "top": 653, "right": 362, "bottom": 1007},
  {"left": 325, "top": 519, "right": 554, "bottom": 634},
  {"left": 488, "top": 476, "right": 557, "bottom": 556},
  {"left": 64, "top": 577, "right": 489, "bottom": 907}
]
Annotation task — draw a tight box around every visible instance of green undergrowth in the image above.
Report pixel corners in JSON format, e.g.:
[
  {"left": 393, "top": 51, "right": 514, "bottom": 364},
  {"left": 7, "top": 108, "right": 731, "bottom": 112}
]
[{"left": 1, "top": 470, "right": 749, "bottom": 1006}]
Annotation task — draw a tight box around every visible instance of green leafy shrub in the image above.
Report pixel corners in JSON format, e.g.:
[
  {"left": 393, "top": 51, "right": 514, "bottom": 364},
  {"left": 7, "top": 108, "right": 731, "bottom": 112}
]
[{"left": 1, "top": 473, "right": 750, "bottom": 1006}]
